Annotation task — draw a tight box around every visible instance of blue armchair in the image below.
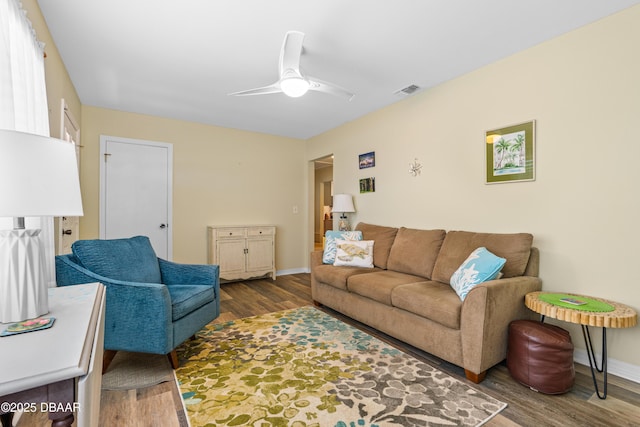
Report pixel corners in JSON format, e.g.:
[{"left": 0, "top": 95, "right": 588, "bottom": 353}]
[{"left": 55, "top": 236, "right": 220, "bottom": 369}]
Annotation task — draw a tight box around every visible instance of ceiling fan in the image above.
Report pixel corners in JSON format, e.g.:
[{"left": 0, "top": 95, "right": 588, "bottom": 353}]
[{"left": 229, "top": 31, "right": 355, "bottom": 101}]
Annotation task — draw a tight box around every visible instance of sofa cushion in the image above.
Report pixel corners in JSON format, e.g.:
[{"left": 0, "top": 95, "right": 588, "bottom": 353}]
[
  {"left": 431, "top": 231, "right": 533, "bottom": 284},
  {"left": 355, "top": 223, "right": 399, "bottom": 269},
  {"left": 450, "top": 247, "right": 506, "bottom": 301},
  {"left": 314, "top": 264, "right": 379, "bottom": 291},
  {"left": 167, "top": 284, "right": 215, "bottom": 321},
  {"left": 392, "top": 281, "right": 463, "bottom": 330},
  {"left": 333, "top": 239, "right": 374, "bottom": 268},
  {"left": 322, "top": 230, "right": 363, "bottom": 264},
  {"left": 347, "top": 271, "right": 425, "bottom": 305},
  {"left": 387, "top": 227, "right": 446, "bottom": 279},
  {"left": 72, "top": 236, "right": 162, "bottom": 283}
]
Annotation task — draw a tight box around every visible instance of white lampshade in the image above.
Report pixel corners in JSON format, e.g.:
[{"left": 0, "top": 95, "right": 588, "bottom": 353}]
[
  {"left": 0, "top": 129, "right": 83, "bottom": 217},
  {"left": 331, "top": 194, "right": 355, "bottom": 214},
  {"left": 0, "top": 129, "right": 83, "bottom": 322},
  {"left": 331, "top": 194, "right": 355, "bottom": 231}
]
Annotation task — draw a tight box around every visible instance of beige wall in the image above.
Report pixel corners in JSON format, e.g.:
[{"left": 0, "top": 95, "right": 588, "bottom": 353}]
[
  {"left": 80, "top": 107, "right": 307, "bottom": 268},
  {"left": 23, "top": 0, "right": 82, "bottom": 140},
  {"left": 307, "top": 5, "right": 640, "bottom": 368}
]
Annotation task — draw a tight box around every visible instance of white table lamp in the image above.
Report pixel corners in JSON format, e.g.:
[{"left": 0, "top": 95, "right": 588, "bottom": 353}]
[
  {"left": 0, "top": 129, "right": 83, "bottom": 323},
  {"left": 331, "top": 194, "right": 355, "bottom": 231}
]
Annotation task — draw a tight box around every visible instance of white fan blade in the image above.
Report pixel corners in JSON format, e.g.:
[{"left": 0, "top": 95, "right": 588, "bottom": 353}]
[
  {"left": 308, "top": 77, "right": 355, "bottom": 101},
  {"left": 279, "top": 31, "right": 304, "bottom": 77},
  {"left": 229, "top": 83, "right": 282, "bottom": 97}
]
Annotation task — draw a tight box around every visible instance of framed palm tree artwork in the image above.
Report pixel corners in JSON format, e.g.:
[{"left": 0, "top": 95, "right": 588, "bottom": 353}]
[{"left": 485, "top": 120, "right": 535, "bottom": 184}]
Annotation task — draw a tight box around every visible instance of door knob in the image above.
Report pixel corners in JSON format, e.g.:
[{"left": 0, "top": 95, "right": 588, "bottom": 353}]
[
  {"left": 160, "top": 224, "right": 167, "bottom": 229},
  {"left": 62, "top": 229, "right": 72, "bottom": 235}
]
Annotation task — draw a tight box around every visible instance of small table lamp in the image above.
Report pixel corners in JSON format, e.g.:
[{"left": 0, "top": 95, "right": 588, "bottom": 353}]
[
  {"left": 331, "top": 194, "right": 355, "bottom": 231},
  {"left": 0, "top": 129, "right": 83, "bottom": 323}
]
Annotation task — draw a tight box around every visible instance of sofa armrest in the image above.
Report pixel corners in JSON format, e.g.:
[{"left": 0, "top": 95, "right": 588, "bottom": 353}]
[
  {"left": 56, "top": 255, "right": 174, "bottom": 353},
  {"left": 310, "top": 250, "right": 323, "bottom": 269},
  {"left": 310, "top": 250, "right": 324, "bottom": 302},
  {"left": 460, "top": 276, "right": 542, "bottom": 375}
]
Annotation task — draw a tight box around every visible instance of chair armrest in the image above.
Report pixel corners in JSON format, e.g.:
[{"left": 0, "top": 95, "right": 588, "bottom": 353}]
[
  {"left": 56, "top": 255, "right": 165, "bottom": 290},
  {"left": 56, "top": 255, "right": 174, "bottom": 353},
  {"left": 460, "top": 276, "right": 542, "bottom": 375},
  {"left": 158, "top": 258, "right": 219, "bottom": 287}
]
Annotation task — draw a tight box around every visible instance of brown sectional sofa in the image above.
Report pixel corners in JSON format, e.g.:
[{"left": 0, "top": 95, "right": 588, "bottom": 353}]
[{"left": 310, "top": 223, "right": 542, "bottom": 383}]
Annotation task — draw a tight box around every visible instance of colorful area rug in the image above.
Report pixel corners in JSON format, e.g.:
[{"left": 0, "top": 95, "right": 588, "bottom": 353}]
[{"left": 176, "top": 306, "right": 506, "bottom": 426}]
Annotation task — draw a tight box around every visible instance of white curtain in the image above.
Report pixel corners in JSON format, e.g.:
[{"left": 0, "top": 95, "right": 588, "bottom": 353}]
[{"left": 0, "top": 0, "right": 56, "bottom": 287}]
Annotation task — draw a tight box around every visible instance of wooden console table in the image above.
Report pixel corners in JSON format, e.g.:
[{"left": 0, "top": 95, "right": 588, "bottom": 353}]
[
  {"left": 0, "top": 283, "right": 105, "bottom": 426},
  {"left": 525, "top": 291, "right": 637, "bottom": 399}
]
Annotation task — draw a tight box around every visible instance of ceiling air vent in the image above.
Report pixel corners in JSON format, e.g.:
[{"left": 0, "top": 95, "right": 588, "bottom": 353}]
[{"left": 394, "top": 84, "right": 421, "bottom": 97}]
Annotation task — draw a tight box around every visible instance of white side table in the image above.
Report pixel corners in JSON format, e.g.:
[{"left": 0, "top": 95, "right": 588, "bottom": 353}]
[{"left": 0, "top": 283, "right": 105, "bottom": 426}]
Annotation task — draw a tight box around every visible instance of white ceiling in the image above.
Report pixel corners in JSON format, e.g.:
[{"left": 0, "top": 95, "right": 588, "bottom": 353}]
[{"left": 37, "top": 0, "right": 640, "bottom": 140}]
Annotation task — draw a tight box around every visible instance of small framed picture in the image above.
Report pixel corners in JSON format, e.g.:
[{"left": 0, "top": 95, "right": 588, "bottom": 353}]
[
  {"left": 360, "top": 177, "right": 375, "bottom": 193},
  {"left": 359, "top": 151, "right": 375, "bottom": 169},
  {"left": 485, "top": 120, "right": 535, "bottom": 184}
]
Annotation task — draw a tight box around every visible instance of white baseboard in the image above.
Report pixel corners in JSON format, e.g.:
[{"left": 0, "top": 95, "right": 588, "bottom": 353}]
[
  {"left": 574, "top": 349, "right": 640, "bottom": 384},
  {"left": 276, "top": 268, "right": 309, "bottom": 276}
]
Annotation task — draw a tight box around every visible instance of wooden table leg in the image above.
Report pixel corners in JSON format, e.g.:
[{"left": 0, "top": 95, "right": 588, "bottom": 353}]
[
  {"left": 0, "top": 413, "right": 13, "bottom": 427},
  {"left": 47, "top": 378, "right": 75, "bottom": 426},
  {"left": 0, "top": 378, "right": 76, "bottom": 427},
  {"left": 51, "top": 413, "right": 74, "bottom": 427}
]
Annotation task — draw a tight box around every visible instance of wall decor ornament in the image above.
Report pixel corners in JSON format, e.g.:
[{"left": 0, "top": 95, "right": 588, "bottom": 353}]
[
  {"left": 359, "top": 177, "right": 375, "bottom": 193},
  {"left": 485, "top": 120, "right": 535, "bottom": 184},
  {"left": 409, "top": 158, "right": 422, "bottom": 177},
  {"left": 359, "top": 151, "right": 375, "bottom": 169}
]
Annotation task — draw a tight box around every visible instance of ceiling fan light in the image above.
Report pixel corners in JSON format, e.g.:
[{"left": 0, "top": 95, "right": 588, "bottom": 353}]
[{"left": 280, "top": 77, "right": 310, "bottom": 98}]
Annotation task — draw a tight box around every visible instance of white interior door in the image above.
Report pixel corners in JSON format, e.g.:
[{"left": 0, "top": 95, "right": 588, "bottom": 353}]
[{"left": 100, "top": 136, "right": 173, "bottom": 260}]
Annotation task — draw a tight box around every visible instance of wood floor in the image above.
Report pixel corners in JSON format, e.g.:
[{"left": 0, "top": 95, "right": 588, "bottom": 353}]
[{"left": 16, "top": 273, "right": 640, "bottom": 426}]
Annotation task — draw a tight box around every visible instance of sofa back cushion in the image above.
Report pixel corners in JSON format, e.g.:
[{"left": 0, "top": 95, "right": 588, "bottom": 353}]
[
  {"left": 431, "top": 231, "right": 533, "bottom": 284},
  {"left": 386, "top": 227, "right": 446, "bottom": 279},
  {"left": 72, "top": 235, "right": 162, "bottom": 283},
  {"left": 354, "top": 223, "right": 399, "bottom": 269}
]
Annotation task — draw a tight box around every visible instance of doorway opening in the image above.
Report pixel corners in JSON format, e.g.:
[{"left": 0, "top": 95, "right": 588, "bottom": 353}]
[{"left": 313, "top": 155, "right": 333, "bottom": 251}]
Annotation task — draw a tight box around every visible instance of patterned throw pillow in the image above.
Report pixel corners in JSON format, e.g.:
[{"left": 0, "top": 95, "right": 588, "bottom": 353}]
[
  {"left": 333, "top": 239, "right": 374, "bottom": 268},
  {"left": 450, "top": 247, "right": 506, "bottom": 301},
  {"left": 322, "top": 230, "right": 363, "bottom": 264}
]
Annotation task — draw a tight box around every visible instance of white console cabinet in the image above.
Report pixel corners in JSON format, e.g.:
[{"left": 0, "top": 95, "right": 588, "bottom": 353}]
[{"left": 208, "top": 225, "right": 276, "bottom": 281}]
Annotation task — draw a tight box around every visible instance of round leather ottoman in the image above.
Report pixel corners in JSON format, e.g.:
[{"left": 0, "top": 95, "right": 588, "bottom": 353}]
[{"left": 507, "top": 320, "right": 575, "bottom": 394}]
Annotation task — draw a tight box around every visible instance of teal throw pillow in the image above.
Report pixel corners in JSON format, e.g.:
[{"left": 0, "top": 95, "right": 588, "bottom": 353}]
[
  {"left": 322, "top": 230, "right": 363, "bottom": 264},
  {"left": 450, "top": 247, "right": 506, "bottom": 301}
]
